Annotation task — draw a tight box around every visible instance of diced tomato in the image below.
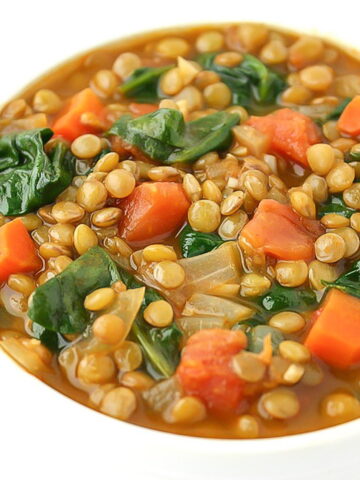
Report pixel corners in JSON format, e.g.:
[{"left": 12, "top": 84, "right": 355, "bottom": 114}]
[
  {"left": 0, "top": 219, "right": 41, "bottom": 282},
  {"left": 338, "top": 96, "right": 360, "bottom": 137},
  {"left": 128, "top": 103, "right": 158, "bottom": 116},
  {"left": 177, "top": 329, "right": 247, "bottom": 414},
  {"left": 118, "top": 182, "right": 190, "bottom": 248},
  {"left": 240, "top": 199, "right": 324, "bottom": 261},
  {"left": 52, "top": 88, "right": 104, "bottom": 142},
  {"left": 305, "top": 288, "right": 360, "bottom": 368},
  {"left": 246, "top": 108, "right": 321, "bottom": 167}
]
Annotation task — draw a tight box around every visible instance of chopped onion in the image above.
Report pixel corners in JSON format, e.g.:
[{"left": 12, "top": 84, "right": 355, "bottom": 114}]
[
  {"left": 139, "top": 242, "right": 243, "bottom": 310},
  {"left": 292, "top": 104, "right": 334, "bottom": 119},
  {"left": 178, "top": 316, "right": 225, "bottom": 337},
  {"left": 0, "top": 337, "right": 49, "bottom": 377},
  {"left": 143, "top": 377, "right": 181, "bottom": 413},
  {"left": 182, "top": 293, "right": 254, "bottom": 325},
  {"left": 75, "top": 287, "right": 145, "bottom": 356}
]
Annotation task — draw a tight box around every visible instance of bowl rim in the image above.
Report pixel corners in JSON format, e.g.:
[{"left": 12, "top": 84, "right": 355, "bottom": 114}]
[
  {"left": 1, "top": 346, "right": 360, "bottom": 452},
  {"left": 4, "top": 20, "right": 360, "bottom": 108},
  {"left": 1, "top": 20, "right": 360, "bottom": 450}
]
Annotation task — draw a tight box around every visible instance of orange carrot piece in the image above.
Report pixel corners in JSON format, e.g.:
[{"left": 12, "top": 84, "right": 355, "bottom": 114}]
[
  {"left": 0, "top": 219, "right": 41, "bottom": 282},
  {"left": 305, "top": 288, "right": 360, "bottom": 368},
  {"left": 338, "top": 96, "right": 360, "bottom": 137},
  {"left": 177, "top": 329, "right": 247, "bottom": 414},
  {"left": 52, "top": 88, "right": 104, "bottom": 142},
  {"left": 128, "top": 103, "right": 158, "bottom": 116},
  {"left": 246, "top": 108, "right": 321, "bottom": 167},
  {"left": 118, "top": 182, "right": 190, "bottom": 248},
  {"left": 240, "top": 199, "right": 324, "bottom": 261}
]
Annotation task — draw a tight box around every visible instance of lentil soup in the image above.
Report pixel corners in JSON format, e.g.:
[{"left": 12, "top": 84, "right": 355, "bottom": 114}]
[{"left": 1, "top": 23, "right": 360, "bottom": 439}]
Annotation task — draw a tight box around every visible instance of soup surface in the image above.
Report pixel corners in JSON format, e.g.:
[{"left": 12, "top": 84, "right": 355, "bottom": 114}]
[{"left": 1, "top": 23, "right": 360, "bottom": 439}]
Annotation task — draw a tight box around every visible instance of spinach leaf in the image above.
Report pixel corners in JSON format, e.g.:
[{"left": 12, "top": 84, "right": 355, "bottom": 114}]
[
  {"left": 257, "top": 284, "right": 318, "bottom": 314},
  {"left": 108, "top": 108, "right": 239, "bottom": 164},
  {"left": 168, "top": 111, "right": 238, "bottom": 164},
  {"left": 325, "top": 97, "right": 352, "bottom": 121},
  {"left": 108, "top": 110, "right": 182, "bottom": 162},
  {"left": 345, "top": 149, "right": 360, "bottom": 163},
  {"left": 318, "top": 195, "right": 356, "bottom": 218},
  {"left": 119, "top": 65, "right": 172, "bottom": 103},
  {"left": 179, "top": 224, "right": 224, "bottom": 258},
  {"left": 0, "top": 128, "right": 75, "bottom": 216},
  {"left": 28, "top": 247, "right": 121, "bottom": 334},
  {"left": 197, "top": 52, "right": 286, "bottom": 109},
  {"left": 324, "top": 259, "right": 360, "bottom": 299},
  {"left": 116, "top": 268, "right": 182, "bottom": 378},
  {"left": 32, "top": 323, "right": 69, "bottom": 352},
  {"left": 132, "top": 320, "right": 182, "bottom": 379}
]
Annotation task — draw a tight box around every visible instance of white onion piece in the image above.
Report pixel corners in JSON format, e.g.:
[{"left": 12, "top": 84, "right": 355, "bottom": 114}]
[
  {"left": 182, "top": 293, "right": 254, "bottom": 325},
  {"left": 143, "top": 377, "right": 181, "bottom": 413},
  {"left": 76, "top": 287, "right": 145, "bottom": 356},
  {"left": 0, "top": 337, "right": 49, "bottom": 377},
  {"left": 178, "top": 316, "right": 226, "bottom": 337},
  {"left": 139, "top": 242, "right": 243, "bottom": 310}
]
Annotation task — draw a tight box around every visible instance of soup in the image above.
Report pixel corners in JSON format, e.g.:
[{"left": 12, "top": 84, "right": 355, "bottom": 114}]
[{"left": 1, "top": 23, "right": 360, "bottom": 439}]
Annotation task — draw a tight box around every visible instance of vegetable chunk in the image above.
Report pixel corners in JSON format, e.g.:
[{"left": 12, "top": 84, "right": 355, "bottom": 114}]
[
  {"left": 240, "top": 199, "right": 324, "bottom": 261},
  {"left": 338, "top": 95, "right": 360, "bottom": 137},
  {"left": 0, "top": 218, "right": 41, "bottom": 282},
  {"left": 246, "top": 108, "right": 321, "bottom": 167},
  {"left": 177, "top": 329, "right": 247, "bottom": 413},
  {"left": 305, "top": 289, "right": 360, "bottom": 368},
  {"left": 52, "top": 88, "right": 104, "bottom": 141},
  {"left": 119, "top": 182, "right": 190, "bottom": 247}
]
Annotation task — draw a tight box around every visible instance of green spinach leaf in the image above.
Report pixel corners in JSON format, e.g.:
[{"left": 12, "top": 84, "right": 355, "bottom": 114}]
[
  {"left": 0, "top": 128, "right": 75, "bottom": 215},
  {"left": 119, "top": 65, "right": 173, "bottom": 103},
  {"left": 325, "top": 97, "right": 352, "bottom": 121},
  {"left": 318, "top": 195, "right": 356, "bottom": 218},
  {"left": 324, "top": 259, "right": 360, "bottom": 299},
  {"left": 32, "top": 323, "right": 69, "bottom": 352},
  {"left": 197, "top": 52, "right": 286, "bottom": 109},
  {"left": 108, "top": 108, "right": 239, "bottom": 164},
  {"left": 28, "top": 247, "right": 121, "bottom": 334},
  {"left": 179, "top": 224, "right": 224, "bottom": 258},
  {"left": 257, "top": 284, "right": 318, "bottom": 314},
  {"left": 110, "top": 263, "right": 182, "bottom": 378}
]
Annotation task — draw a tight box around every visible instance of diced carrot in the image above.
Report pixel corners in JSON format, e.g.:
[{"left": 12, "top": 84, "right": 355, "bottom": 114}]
[
  {"left": 118, "top": 182, "right": 190, "bottom": 248},
  {"left": 128, "top": 103, "right": 158, "bottom": 116},
  {"left": 305, "top": 288, "right": 360, "bottom": 368},
  {"left": 240, "top": 199, "right": 324, "bottom": 261},
  {"left": 0, "top": 219, "right": 41, "bottom": 282},
  {"left": 177, "top": 329, "right": 247, "bottom": 414},
  {"left": 246, "top": 108, "right": 321, "bottom": 167},
  {"left": 338, "top": 96, "right": 360, "bottom": 137},
  {"left": 52, "top": 88, "right": 104, "bottom": 142}
]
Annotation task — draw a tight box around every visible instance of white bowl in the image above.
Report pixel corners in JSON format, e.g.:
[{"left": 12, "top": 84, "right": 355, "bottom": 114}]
[{"left": 1, "top": 4, "right": 360, "bottom": 479}]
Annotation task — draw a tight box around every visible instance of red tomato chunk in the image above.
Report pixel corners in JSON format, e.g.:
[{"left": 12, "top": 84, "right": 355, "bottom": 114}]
[
  {"left": 177, "top": 329, "right": 247, "bottom": 414},
  {"left": 247, "top": 108, "right": 321, "bottom": 167},
  {"left": 119, "top": 182, "right": 190, "bottom": 248}
]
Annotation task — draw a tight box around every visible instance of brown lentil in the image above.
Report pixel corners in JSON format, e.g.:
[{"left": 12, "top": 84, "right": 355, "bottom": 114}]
[
  {"left": 100, "top": 387, "right": 137, "bottom": 420},
  {"left": 104, "top": 169, "right": 136, "bottom": 198},
  {"left": 315, "top": 233, "right": 346, "bottom": 263},
  {"left": 73, "top": 224, "right": 98, "bottom": 255},
  {"left": 144, "top": 300, "right": 173, "bottom": 327},
  {"left": 114, "top": 341, "right": 143, "bottom": 372},
  {"left": 92, "top": 313, "right": 125, "bottom": 345},
  {"left": 269, "top": 312, "right": 305, "bottom": 334},
  {"left": 153, "top": 261, "right": 185, "bottom": 289},
  {"left": 259, "top": 388, "right": 300, "bottom": 420},
  {"left": 188, "top": 200, "right": 221, "bottom": 233}
]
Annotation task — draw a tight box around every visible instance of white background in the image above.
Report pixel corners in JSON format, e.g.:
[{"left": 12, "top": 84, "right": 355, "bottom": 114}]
[{"left": 1, "top": 1, "right": 360, "bottom": 479}]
